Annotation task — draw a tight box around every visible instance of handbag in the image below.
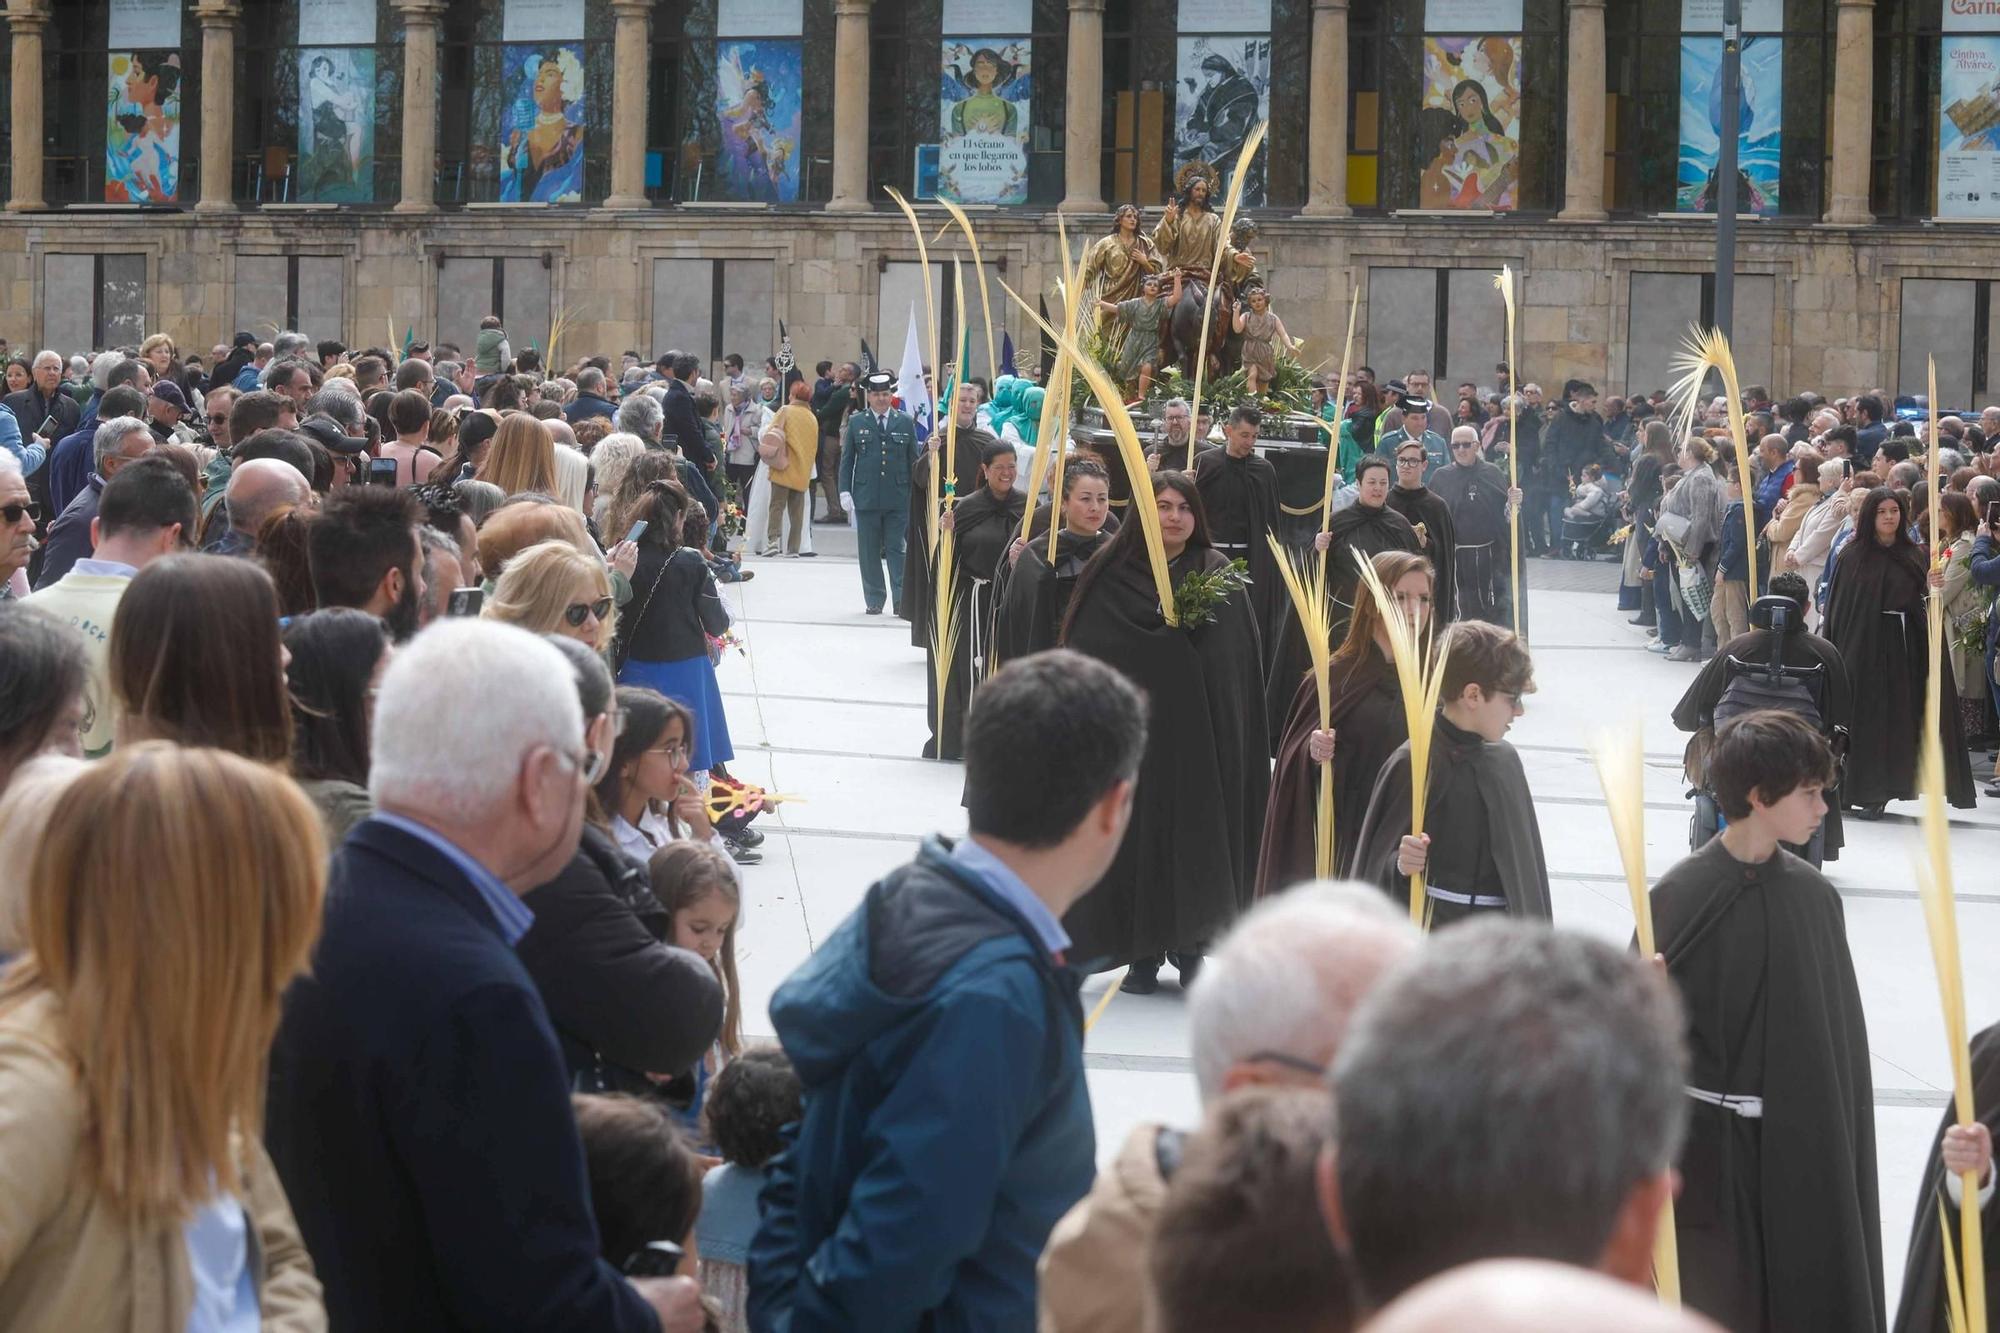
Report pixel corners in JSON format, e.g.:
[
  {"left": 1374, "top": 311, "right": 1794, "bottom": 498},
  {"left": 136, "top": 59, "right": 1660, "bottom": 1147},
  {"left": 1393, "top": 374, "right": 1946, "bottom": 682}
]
[
  {"left": 1654, "top": 508, "right": 1693, "bottom": 548},
  {"left": 1678, "top": 559, "right": 1714, "bottom": 619}
]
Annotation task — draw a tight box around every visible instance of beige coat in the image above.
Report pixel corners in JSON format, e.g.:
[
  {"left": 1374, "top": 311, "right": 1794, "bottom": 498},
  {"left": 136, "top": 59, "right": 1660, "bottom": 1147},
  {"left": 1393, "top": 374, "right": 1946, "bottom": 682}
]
[
  {"left": 1762, "top": 480, "right": 1821, "bottom": 550},
  {"left": 1940, "top": 531, "right": 1987, "bottom": 696},
  {"left": 1037, "top": 1122, "right": 1170, "bottom": 1333},
  {"left": 0, "top": 991, "right": 325, "bottom": 1333}
]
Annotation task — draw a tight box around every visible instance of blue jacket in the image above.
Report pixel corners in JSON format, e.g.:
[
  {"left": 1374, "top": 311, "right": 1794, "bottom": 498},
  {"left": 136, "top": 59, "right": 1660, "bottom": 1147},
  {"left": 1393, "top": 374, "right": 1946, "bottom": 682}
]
[
  {"left": 265, "top": 817, "right": 657, "bottom": 1333},
  {"left": 749, "top": 837, "right": 1094, "bottom": 1332},
  {"left": 1717, "top": 499, "right": 1766, "bottom": 583},
  {"left": 33, "top": 475, "right": 100, "bottom": 590},
  {"left": 565, "top": 392, "right": 618, "bottom": 425},
  {"left": 46, "top": 398, "right": 103, "bottom": 517}
]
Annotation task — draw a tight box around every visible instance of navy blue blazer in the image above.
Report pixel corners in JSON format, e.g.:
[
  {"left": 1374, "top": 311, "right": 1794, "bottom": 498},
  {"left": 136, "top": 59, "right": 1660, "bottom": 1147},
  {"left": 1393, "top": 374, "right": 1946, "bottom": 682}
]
[{"left": 265, "top": 816, "right": 659, "bottom": 1332}]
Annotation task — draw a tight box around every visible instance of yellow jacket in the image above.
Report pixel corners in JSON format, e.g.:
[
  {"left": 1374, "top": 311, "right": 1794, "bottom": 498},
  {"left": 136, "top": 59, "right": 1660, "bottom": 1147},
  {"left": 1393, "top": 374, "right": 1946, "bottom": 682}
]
[{"left": 764, "top": 404, "right": 818, "bottom": 492}]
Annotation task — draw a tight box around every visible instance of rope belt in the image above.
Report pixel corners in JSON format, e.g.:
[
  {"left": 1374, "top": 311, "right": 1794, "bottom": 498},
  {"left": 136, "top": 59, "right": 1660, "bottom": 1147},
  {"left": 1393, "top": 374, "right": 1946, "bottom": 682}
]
[
  {"left": 1424, "top": 884, "right": 1507, "bottom": 909},
  {"left": 1685, "top": 1086, "right": 1764, "bottom": 1118}
]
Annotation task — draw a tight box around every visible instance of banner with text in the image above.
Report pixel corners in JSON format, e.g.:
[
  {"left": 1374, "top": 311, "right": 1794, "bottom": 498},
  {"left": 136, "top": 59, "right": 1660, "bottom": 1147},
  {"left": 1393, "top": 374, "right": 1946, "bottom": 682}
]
[
  {"left": 1424, "top": 0, "right": 1522, "bottom": 31},
  {"left": 1678, "top": 35, "right": 1781, "bottom": 215},
  {"left": 1945, "top": 0, "right": 2000, "bottom": 32},
  {"left": 1941, "top": 35, "right": 2000, "bottom": 216},
  {"left": 940, "top": 39, "right": 1031, "bottom": 205}
]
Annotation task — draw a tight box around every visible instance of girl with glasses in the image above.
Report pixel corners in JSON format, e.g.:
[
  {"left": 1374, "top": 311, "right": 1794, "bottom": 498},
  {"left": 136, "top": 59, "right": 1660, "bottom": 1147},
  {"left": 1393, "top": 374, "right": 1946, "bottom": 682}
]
[{"left": 596, "top": 686, "right": 723, "bottom": 865}]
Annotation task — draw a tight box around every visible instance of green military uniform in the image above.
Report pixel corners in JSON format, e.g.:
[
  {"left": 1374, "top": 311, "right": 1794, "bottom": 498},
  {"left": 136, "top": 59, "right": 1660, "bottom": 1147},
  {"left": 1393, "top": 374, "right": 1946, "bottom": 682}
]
[{"left": 839, "top": 377, "right": 920, "bottom": 613}]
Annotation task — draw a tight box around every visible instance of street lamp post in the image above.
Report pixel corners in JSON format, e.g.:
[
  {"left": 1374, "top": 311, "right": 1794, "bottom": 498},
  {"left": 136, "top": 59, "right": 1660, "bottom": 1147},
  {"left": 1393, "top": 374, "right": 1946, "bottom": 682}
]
[{"left": 1714, "top": 0, "right": 1742, "bottom": 341}]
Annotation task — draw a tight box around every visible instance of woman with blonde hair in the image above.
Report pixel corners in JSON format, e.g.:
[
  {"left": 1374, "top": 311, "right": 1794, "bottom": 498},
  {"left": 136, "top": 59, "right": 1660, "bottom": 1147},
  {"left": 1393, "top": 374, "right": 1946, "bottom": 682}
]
[
  {"left": 0, "top": 743, "right": 327, "bottom": 1329},
  {"left": 476, "top": 496, "right": 596, "bottom": 581},
  {"left": 591, "top": 433, "right": 648, "bottom": 529},
  {"left": 0, "top": 753, "right": 86, "bottom": 955},
  {"left": 552, "top": 442, "right": 592, "bottom": 515},
  {"left": 486, "top": 538, "right": 618, "bottom": 653},
  {"left": 476, "top": 412, "right": 559, "bottom": 497}
]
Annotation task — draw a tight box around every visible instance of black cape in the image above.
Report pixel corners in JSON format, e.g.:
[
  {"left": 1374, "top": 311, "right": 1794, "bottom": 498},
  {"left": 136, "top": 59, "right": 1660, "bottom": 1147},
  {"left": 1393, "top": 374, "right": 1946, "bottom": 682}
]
[
  {"left": 1192, "top": 447, "right": 1287, "bottom": 675},
  {"left": 1891, "top": 1021, "right": 2000, "bottom": 1333},
  {"left": 1429, "top": 459, "right": 1522, "bottom": 630},
  {"left": 1254, "top": 647, "right": 1408, "bottom": 896},
  {"left": 1653, "top": 838, "right": 1883, "bottom": 1333},
  {"left": 1061, "top": 547, "right": 1269, "bottom": 966},
  {"left": 1671, "top": 624, "right": 1852, "bottom": 862},
  {"left": 903, "top": 429, "right": 991, "bottom": 646},
  {"left": 1350, "top": 717, "right": 1551, "bottom": 925},
  {"left": 922, "top": 485, "right": 1027, "bottom": 760},
  {"left": 1263, "top": 502, "right": 1421, "bottom": 751},
  {"left": 1822, "top": 539, "right": 1976, "bottom": 809},
  {"left": 993, "top": 527, "right": 1112, "bottom": 663},
  {"left": 1386, "top": 485, "right": 1457, "bottom": 625}
]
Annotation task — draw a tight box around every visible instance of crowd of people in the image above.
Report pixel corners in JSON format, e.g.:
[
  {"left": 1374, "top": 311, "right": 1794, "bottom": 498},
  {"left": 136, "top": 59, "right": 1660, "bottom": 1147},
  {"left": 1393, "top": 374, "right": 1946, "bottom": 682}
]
[{"left": 0, "top": 315, "right": 1991, "bottom": 1333}]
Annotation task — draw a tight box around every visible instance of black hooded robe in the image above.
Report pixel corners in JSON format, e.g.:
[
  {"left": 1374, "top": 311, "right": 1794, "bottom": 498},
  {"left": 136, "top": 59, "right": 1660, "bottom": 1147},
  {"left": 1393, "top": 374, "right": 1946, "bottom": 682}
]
[
  {"left": 1254, "top": 648, "right": 1407, "bottom": 896},
  {"left": 1192, "top": 447, "right": 1286, "bottom": 677},
  {"left": 1652, "top": 837, "right": 1884, "bottom": 1333},
  {"left": 1891, "top": 1022, "right": 2000, "bottom": 1333},
  {"left": 1386, "top": 484, "right": 1458, "bottom": 625},
  {"left": 1349, "top": 716, "right": 1551, "bottom": 924},
  {"left": 993, "top": 527, "right": 1112, "bottom": 662},
  {"left": 1061, "top": 548, "right": 1269, "bottom": 967},
  {"left": 922, "top": 486, "right": 1027, "bottom": 761},
  {"left": 904, "top": 430, "right": 991, "bottom": 646},
  {"left": 1822, "top": 539, "right": 1977, "bottom": 809},
  {"left": 1263, "top": 502, "right": 1421, "bottom": 750},
  {"left": 1430, "top": 458, "right": 1521, "bottom": 630}
]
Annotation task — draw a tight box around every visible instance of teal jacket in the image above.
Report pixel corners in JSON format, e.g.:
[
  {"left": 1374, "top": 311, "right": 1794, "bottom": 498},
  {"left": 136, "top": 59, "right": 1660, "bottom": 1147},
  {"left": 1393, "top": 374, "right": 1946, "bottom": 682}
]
[{"left": 839, "top": 408, "right": 920, "bottom": 512}]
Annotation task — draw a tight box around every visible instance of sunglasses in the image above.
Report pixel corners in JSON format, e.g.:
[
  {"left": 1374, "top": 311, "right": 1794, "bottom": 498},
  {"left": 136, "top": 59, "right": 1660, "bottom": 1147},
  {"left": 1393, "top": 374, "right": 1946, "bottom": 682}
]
[
  {"left": 1, "top": 501, "right": 39, "bottom": 524},
  {"left": 563, "top": 597, "right": 614, "bottom": 628}
]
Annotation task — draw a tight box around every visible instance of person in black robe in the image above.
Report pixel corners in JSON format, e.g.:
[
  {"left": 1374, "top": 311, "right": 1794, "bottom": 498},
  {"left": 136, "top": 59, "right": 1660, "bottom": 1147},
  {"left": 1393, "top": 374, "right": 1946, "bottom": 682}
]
[
  {"left": 1256, "top": 549, "right": 1433, "bottom": 896},
  {"left": 1822, "top": 485, "right": 1977, "bottom": 816},
  {"left": 1060, "top": 469, "right": 1268, "bottom": 994},
  {"left": 1351, "top": 620, "right": 1550, "bottom": 926},
  {"left": 1650, "top": 709, "right": 1883, "bottom": 1333},
  {"left": 1671, "top": 571, "right": 1851, "bottom": 863},
  {"left": 1385, "top": 439, "right": 1457, "bottom": 624},
  {"left": 1430, "top": 426, "right": 1520, "bottom": 627},
  {"left": 1264, "top": 455, "right": 1420, "bottom": 749},
  {"left": 904, "top": 384, "right": 991, "bottom": 647},
  {"left": 994, "top": 458, "right": 1113, "bottom": 661},
  {"left": 1891, "top": 1022, "right": 2000, "bottom": 1333},
  {"left": 1192, "top": 405, "right": 1286, "bottom": 675},
  {"left": 923, "top": 439, "right": 1027, "bottom": 760}
]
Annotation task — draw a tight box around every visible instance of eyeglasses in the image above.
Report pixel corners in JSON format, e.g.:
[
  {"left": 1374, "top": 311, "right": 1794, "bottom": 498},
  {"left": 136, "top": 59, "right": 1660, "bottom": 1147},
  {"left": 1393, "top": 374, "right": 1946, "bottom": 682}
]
[
  {"left": 1243, "top": 1050, "right": 1327, "bottom": 1078},
  {"left": 558, "top": 747, "right": 607, "bottom": 784},
  {"left": 649, "top": 740, "right": 689, "bottom": 761},
  {"left": 563, "top": 597, "right": 614, "bottom": 627},
  {"left": 1396, "top": 455, "right": 1425, "bottom": 466},
  {"left": 1, "top": 501, "right": 38, "bottom": 524}
]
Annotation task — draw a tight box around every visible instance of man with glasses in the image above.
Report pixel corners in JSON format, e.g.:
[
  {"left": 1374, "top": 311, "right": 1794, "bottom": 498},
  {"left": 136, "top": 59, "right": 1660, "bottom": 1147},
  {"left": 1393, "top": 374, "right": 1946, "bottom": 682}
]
[
  {"left": 1431, "top": 425, "right": 1522, "bottom": 629},
  {"left": 0, "top": 450, "right": 36, "bottom": 601},
  {"left": 1386, "top": 441, "right": 1458, "bottom": 624}
]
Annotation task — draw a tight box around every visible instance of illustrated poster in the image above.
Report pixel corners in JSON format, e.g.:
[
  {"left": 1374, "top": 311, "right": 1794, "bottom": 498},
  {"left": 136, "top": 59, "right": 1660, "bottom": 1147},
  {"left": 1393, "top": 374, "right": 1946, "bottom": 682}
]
[
  {"left": 1678, "top": 36, "right": 1781, "bottom": 215},
  {"left": 107, "top": 51, "right": 181, "bottom": 204},
  {"left": 1416, "top": 36, "right": 1519, "bottom": 211},
  {"left": 1941, "top": 36, "right": 2000, "bottom": 217},
  {"left": 714, "top": 39, "right": 802, "bottom": 203},
  {"left": 1174, "top": 36, "right": 1270, "bottom": 208},
  {"left": 499, "top": 44, "right": 587, "bottom": 202},
  {"left": 940, "top": 38, "right": 1031, "bottom": 205}
]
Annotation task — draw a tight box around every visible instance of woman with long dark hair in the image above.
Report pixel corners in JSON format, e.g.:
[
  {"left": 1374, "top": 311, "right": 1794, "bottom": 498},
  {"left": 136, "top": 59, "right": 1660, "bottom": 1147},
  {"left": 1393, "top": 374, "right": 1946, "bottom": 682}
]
[
  {"left": 995, "top": 458, "right": 1113, "bottom": 659},
  {"left": 285, "top": 608, "right": 392, "bottom": 842},
  {"left": 1059, "top": 470, "right": 1267, "bottom": 994},
  {"left": 1822, "top": 486, "right": 1975, "bottom": 816}
]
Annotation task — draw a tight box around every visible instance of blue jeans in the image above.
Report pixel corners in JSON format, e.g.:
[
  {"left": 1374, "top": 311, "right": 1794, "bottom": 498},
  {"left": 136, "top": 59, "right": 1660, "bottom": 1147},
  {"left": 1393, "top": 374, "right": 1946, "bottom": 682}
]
[{"left": 854, "top": 508, "right": 906, "bottom": 612}]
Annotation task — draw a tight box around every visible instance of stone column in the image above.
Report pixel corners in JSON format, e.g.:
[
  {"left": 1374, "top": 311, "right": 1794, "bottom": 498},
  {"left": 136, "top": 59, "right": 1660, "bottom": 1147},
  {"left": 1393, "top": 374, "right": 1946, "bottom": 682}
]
[
  {"left": 1060, "top": 0, "right": 1106, "bottom": 214},
  {"left": 6, "top": 0, "right": 50, "bottom": 212},
  {"left": 194, "top": 0, "right": 240, "bottom": 213},
  {"left": 604, "top": 0, "right": 652, "bottom": 208},
  {"left": 394, "top": 0, "right": 447, "bottom": 213},
  {"left": 1824, "top": 0, "right": 1873, "bottom": 224},
  {"left": 827, "top": 0, "right": 871, "bottom": 211},
  {"left": 1300, "top": 0, "right": 1350, "bottom": 217},
  {"left": 1557, "top": 0, "right": 1607, "bottom": 222}
]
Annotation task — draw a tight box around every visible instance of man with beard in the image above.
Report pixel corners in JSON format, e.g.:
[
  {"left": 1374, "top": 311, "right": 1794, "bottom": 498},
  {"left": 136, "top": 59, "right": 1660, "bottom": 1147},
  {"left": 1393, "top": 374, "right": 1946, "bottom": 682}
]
[
  {"left": 1386, "top": 440, "right": 1456, "bottom": 623},
  {"left": 1430, "top": 426, "right": 1522, "bottom": 627},
  {"left": 1265, "top": 455, "right": 1420, "bottom": 746},
  {"left": 1152, "top": 163, "right": 1253, "bottom": 379},
  {"left": 1193, "top": 406, "right": 1284, "bottom": 664},
  {"left": 307, "top": 483, "right": 428, "bottom": 642}
]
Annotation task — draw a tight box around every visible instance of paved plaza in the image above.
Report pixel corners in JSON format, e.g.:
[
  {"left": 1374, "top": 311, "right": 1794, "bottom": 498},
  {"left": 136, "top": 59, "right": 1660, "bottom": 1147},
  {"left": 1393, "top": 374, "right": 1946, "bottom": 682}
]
[{"left": 712, "top": 530, "right": 2000, "bottom": 1296}]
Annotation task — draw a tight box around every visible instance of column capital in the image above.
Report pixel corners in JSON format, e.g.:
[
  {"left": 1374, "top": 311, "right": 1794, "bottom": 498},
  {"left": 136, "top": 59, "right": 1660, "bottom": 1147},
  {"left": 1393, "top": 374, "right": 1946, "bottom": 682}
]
[
  {"left": 1068, "top": 0, "right": 1107, "bottom": 11},
  {"left": 392, "top": 0, "right": 449, "bottom": 22},
  {"left": 191, "top": 0, "right": 240, "bottom": 22},
  {"left": 4, "top": 0, "right": 50, "bottom": 32},
  {"left": 1310, "top": 0, "right": 1348, "bottom": 12},
  {"left": 833, "top": 0, "right": 871, "bottom": 17},
  {"left": 610, "top": 0, "right": 653, "bottom": 15}
]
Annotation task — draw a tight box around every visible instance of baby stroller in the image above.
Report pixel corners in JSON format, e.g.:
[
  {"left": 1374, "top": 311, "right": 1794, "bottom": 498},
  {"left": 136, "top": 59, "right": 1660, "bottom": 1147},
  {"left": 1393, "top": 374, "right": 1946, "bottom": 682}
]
[
  {"left": 1558, "top": 506, "right": 1621, "bottom": 559},
  {"left": 1683, "top": 595, "right": 1848, "bottom": 867}
]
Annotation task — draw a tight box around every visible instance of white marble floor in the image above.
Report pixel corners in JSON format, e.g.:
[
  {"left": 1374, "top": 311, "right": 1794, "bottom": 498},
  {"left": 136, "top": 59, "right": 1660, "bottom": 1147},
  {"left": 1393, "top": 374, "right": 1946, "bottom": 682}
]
[{"left": 710, "top": 531, "right": 2000, "bottom": 1301}]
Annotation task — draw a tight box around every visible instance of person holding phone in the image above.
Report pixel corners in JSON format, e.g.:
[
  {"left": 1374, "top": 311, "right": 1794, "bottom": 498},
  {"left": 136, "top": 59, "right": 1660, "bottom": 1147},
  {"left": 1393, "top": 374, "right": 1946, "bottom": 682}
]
[{"left": 2, "top": 350, "right": 80, "bottom": 451}]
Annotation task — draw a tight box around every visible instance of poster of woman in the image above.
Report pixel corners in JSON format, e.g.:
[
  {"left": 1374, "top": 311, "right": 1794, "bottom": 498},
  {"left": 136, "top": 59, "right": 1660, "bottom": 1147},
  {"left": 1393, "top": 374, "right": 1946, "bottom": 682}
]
[
  {"left": 106, "top": 50, "right": 180, "bottom": 205},
  {"left": 298, "top": 49, "right": 376, "bottom": 203},
  {"left": 939, "top": 40, "right": 1031, "bottom": 205},
  {"left": 499, "top": 45, "right": 587, "bottom": 202},
  {"left": 715, "top": 39, "right": 802, "bottom": 203},
  {"left": 1174, "top": 37, "right": 1269, "bottom": 208},
  {"left": 1418, "top": 37, "right": 1518, "bottom": 211},
  {"left": 1677, "top": 36, "right": 1781, "bottom": 215}
]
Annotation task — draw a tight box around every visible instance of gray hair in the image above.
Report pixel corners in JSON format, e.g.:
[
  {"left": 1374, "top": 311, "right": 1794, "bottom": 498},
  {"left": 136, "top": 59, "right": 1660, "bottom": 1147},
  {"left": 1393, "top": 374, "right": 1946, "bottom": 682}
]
[
  {"left": 616, "top": 393, "right": 663, "bottom": 440},
  {"left": 89, "top": 350, "right": 123, "bottom": 390},
  {"left": 418, "top": 527, "right": 463, "bottom": 620},
  {"left": 1331, "top": 921, "right": 1687, "bottom": 1307},
  {"left": 273, "top": 331, "right": 310, "bottom": 359},
  {"left": 67, "top": 356, "right": 88, "bottom": 378},
  {"left": 306, "top": 385, "right": 364, "bottom": 432},
  {"left": 1188, "top": 881, "right": 1417, "bottom": 1102},
  {"left": 1817, "top": 458, "right": 1845, "bottom": 489},
  {"left": 369, "top": 618, "right": 583, "bottom": 824},
  {"left": 92, "top": 415, "right": 152, "bottom": 472},
  {"left": 435, "top": 360, "right": 464, "bottom": 383},
  {"left": 575, "top": 366, "right": 606, "bottom": 395},
  {"left": 1162, "top": 398, "right": 1191, "bottom": 418},
  {"left": 0, "top": 448, "right": 20, "bottom": 481},
  {"left": 31, "top": 350, "right": 61, "bottom": 373}
]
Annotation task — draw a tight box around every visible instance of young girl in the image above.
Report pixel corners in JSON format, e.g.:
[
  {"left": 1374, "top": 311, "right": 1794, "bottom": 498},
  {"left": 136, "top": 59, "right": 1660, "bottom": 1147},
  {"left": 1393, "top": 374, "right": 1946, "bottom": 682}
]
[
  {"left": 1099, "top": 271, "right": 1179, "bottom": 404},
  {"left": 570, "top": 1092, "right": 723, "bottom": 1329},
  {"left": 697, "top": 1048, "right": 803, "bottom": 1333},
  {"left": 1232, "top": 286, "right": 1292, "bottom": 397},
  {"left": 597, "top": 686, "right": 719, "bottom": 862},
  {"left": 649, "top": 840, "right": 744, "bottom": 1151}
]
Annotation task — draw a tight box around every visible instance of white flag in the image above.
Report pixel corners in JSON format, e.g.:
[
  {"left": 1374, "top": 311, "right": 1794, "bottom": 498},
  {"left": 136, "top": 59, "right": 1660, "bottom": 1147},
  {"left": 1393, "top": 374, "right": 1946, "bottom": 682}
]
[{"left": 896, "top": 305, "right": 933, "bottom": 444}]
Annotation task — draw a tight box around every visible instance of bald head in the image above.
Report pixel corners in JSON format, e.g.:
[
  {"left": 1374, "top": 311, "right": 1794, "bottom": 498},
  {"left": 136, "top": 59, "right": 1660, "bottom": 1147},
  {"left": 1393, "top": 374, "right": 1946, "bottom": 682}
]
[
  {"left": 226, "top": 457, "right": 311, "bottom": 543},
  {"left": 1187, "top": 880, "right": 1419, "bottom": 1101},
  {"left": 1366, "top": 1261, "right": 1723, "bottom": 1333}
]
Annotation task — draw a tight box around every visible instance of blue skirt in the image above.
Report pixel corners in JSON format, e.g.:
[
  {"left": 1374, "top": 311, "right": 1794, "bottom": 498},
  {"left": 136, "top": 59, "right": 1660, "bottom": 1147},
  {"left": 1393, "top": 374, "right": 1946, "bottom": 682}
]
[{"left": 620, "top": 654, "right": 735, "bottom": 772}]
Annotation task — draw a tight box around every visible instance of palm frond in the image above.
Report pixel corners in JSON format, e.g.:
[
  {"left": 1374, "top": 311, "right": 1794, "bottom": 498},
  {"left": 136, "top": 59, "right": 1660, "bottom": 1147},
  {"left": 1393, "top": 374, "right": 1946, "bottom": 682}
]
[
  {"left": 1666, "top": 326, "right": 1760, "bottom": 599},
  {"left": 1269, "top": 535, "right": 1337, "bottom": 874},
  {"left": 1495, "top": 266, "right": 1522, "bottom": 636},
  {"left": 1353, "top": 549, "right": 1451, "bottom": 925},
  {"left": 1188, "top": 119, "right": 1269, "bottom": 466},
  {"left": 1318, "top": 289, "right": 1360, "bottom": 532},
  {"left": 936, "top": 195, "right": 999, "bottom": 390}
]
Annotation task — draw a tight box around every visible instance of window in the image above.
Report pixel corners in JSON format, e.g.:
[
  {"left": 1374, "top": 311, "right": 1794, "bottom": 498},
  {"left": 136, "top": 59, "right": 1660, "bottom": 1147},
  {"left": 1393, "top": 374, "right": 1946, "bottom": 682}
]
[
  {"left": 437, "top": 0, "right": 616, "bottom": 205},
  {"left": 234, "top": 254, "right": 347, "bottom": 343},
  {"left": 1625, "top": 272, "right": 1775, "bottom": 395},
  {"left": 436, "top": 256, "right": 555, "bottom": 360},
  {"left": 43, "top": 253, "right": 148, "bottom": 353},
  {"left": 47, "top": 0, "right": 201, "bottom": 207},
  {"left": 234, "top": 0, "right": 405, "bottom": 205},
  {"left": 1872, "top": 0, "right": 1941, "bottom": 221},
  {"left": 651, "top": 258, "right": 777, "bottom": 376},
  {"left": 1366, "top": 266, "right": 1513, "bottom": 389}
]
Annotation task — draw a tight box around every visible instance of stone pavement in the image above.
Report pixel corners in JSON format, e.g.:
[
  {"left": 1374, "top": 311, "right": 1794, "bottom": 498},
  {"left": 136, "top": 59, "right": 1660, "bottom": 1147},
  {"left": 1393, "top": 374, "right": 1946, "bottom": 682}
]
[{"left": 710, "top": 521, "right": 2000, "bottom": 1300}]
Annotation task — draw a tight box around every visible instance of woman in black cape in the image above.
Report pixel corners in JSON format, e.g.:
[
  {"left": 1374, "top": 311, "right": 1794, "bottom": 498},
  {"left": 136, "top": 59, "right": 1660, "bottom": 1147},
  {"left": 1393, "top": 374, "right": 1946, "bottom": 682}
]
[
  {"left": 1821, "top": 486, "right": 1976, "bottom": 815},
  {"left": 994, "top": 458, "right": 1113, "bottom": 661},
  {"left": 925, "top": 439, "right": 1027, "bottom": 760},
  {"left": 1891, "top": 1022, "right": 2000, "bottom": 1333},
  {"left": 1059, "top": 470, "right": 1268, "bottom": 994}
]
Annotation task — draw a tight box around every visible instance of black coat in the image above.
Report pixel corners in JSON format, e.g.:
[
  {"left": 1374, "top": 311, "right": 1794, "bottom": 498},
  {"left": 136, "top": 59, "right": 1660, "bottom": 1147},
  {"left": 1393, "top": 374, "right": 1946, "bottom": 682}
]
[
  {"left": 266, "top": 817, "right": 657, "bottom": 1332},
  {"left": 995, "top": 526, "right": 1111, "bottom": 661},
  {"left": 1386, "top": 484, "right": 1457, "bottom": 624},
  {"left": 2, "top": 385, "right": 79, "bottom": 441},
  {"left": 923, "top": 486, "right": 1027, "bottom": 760},
  {"left": 1191, "top": 447, "right": 1286, "bottom": 669},
  {"left": 1892, "top": 1022, "right": 2000, "bottom": 1333},
  {"left": 618, "top": 545, "right": 730, "bottom": 665},
  {"left": 904, "top": 430, "right": 991, "bottom": 647},
  {"left": 663, "top": 377, "right": 714, "bottom": 471},
  {"left": 518, "top": 823, "right": 724, "bottom": 1093}
]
